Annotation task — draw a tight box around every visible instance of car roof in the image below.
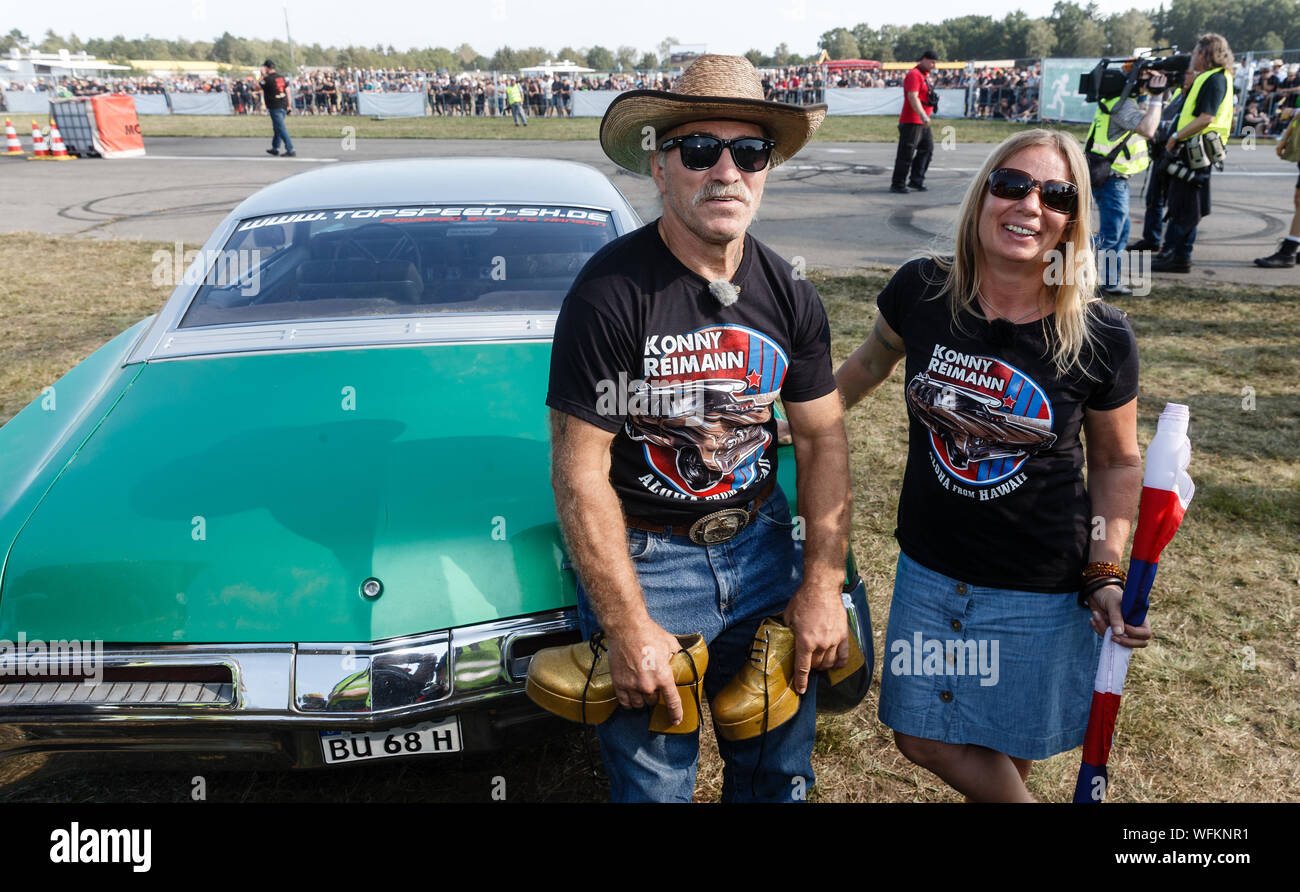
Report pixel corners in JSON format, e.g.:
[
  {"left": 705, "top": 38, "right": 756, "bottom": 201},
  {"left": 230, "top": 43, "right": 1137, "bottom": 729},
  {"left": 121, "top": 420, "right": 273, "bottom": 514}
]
[{"left": 233, "top": 157, "right": 630, "bottom": 218}]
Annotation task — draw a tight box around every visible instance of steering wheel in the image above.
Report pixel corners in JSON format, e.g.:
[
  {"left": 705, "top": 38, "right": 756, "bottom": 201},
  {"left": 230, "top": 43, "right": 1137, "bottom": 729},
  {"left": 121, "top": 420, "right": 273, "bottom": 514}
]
[{"left": 332, "top": 223, "right": 422, "bottom": 269}]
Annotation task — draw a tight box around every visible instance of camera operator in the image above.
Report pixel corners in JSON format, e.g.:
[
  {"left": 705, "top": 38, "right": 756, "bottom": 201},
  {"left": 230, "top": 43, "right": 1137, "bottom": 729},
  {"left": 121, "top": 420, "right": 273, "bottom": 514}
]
[
  {"left": 1131, "top": 68, "right": 1196, "bottom": 253},
  {"left": 1087, "top": 68, "right": 1167, "bottom": 296},
  {"left": 1153, "top": 33, "right": 1235, "bottom": 273}
]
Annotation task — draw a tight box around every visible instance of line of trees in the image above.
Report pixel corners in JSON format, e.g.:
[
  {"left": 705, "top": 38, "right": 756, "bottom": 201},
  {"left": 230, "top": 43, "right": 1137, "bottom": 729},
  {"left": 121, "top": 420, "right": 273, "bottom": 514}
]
[
  {"left": 6, "top": 1, "right": 1300, "bottom": 77},
  {"left": 814, "top": 1, "right": 1300, "bottom": 64},
  {"left": 0, "top": 28, "right": 677, "bottom": 74}
]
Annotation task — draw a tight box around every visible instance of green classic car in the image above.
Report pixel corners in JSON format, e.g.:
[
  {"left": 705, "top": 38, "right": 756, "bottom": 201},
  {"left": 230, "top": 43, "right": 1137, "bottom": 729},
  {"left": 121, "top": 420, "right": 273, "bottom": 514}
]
[{"left": 0, "top": 158, "right": 871, "bottom": 793}]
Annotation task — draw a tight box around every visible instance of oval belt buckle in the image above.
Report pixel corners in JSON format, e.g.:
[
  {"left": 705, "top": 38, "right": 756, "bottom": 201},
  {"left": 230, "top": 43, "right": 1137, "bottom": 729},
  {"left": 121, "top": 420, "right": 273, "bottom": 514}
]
[{"left": 688, "top": 508, "right": 750, "bottom": 546}]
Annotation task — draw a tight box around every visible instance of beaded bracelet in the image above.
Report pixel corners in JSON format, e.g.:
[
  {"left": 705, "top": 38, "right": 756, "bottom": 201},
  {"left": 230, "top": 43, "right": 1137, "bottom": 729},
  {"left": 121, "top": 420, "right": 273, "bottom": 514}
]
[{"left": 1083, "top": 561, "right": 1126, "bottom": 584}]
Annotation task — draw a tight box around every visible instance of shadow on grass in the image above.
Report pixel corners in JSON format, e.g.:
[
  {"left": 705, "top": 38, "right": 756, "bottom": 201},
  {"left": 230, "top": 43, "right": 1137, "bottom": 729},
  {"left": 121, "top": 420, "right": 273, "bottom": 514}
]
[
  {"left": 1131, "top": 284, "right": 1300, "bottom": 305},
  {"left": 1, "top": 726, "right": 611, "bottom": 804},
  {"left": 1133, "top": 392, "right": 1299, "bottom": 462},
  {"left": 1191, "top": 484, "right": 1300, "bottom": 533},
  {"left": 1126, "top": 317, "right": 1300, "bottom": 342}
]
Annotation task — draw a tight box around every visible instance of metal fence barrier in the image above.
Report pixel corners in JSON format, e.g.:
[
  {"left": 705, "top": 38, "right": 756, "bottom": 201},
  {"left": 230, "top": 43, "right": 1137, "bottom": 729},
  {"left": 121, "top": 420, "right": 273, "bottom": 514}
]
[{"left": 14, "top": 53, "right": 1276, "bottom": 135}]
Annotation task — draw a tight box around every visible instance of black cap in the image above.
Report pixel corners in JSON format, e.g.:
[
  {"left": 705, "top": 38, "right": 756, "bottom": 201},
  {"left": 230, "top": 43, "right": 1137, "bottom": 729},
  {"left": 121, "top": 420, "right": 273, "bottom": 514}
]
[
  {"left": 263, "top": 59, "right": 276, "bottom": 69},
  {"left": 920, "top": 50, "right": 939, "bottom": 61}
]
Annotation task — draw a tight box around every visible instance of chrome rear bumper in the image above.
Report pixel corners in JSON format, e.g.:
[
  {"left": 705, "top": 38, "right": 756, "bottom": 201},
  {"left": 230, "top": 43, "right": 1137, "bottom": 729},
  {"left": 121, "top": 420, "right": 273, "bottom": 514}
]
[
  {"left": 0, "top": 610, "right": 581, "bottom": 792},
  {"left": 0, "top": 580, "right": 875, "bottom": 795}
]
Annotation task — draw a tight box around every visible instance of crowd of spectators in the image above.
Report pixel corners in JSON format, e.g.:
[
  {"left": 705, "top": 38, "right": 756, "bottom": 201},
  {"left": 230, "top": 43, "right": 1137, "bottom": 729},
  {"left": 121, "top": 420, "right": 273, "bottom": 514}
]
[
  {"left": 0, "top": 60, "right": 1052, "bottom": 127},
  {"left": 828, "top": 66, "right": 974, "bottom": 89},
  {"left": 1241, "top": 59, "right": 1300, "bottom": 136},
  {"left": 2, "top": 75, "right": 199, "bottom": 95},
  {"left": 969, "top": 65, "right": 1040, "bottom": 120},
  {"left": 14, "top": 55, "right": 1300, "bottom": 140},
  {"left": 760, "top": 67, "right": 826, "bottom": 104},
  {"left": 754, "top": 63, "right": 1038, "bottom": 118}
]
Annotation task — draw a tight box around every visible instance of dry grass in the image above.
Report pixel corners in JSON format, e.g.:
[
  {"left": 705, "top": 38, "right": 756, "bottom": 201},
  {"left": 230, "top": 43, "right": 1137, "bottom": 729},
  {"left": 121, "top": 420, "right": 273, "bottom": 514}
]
[
  {"left": 1, "top": 234, "right": 1296, "bottom": 801},
  {"left": 0, "top": 233, "right": 170, "bottom": 426}
]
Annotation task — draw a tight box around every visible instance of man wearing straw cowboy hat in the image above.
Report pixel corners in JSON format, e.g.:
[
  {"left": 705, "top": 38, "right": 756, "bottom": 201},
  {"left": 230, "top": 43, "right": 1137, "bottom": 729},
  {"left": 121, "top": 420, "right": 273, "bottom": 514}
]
[{"left": 545, "top": 55, "right": 853, "bottom": 801}]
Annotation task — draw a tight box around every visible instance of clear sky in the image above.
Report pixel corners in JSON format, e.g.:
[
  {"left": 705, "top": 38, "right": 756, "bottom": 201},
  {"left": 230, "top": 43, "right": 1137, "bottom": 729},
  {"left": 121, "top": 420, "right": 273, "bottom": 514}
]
[{"left": 10, "top": 1, "right": 1158, "bottom": 57}]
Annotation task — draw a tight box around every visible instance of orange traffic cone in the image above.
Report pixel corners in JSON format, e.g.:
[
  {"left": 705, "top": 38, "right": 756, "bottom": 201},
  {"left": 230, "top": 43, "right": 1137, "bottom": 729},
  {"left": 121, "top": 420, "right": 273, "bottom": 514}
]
[
  {"left": 3, "top": 119, "right": 24, "bottom": 156},
  {"left": 47, "top": 120, "right": 73, "bottom": 160},
  {"left": 30, "top": 121, "right": 49, "bottom": 158}
]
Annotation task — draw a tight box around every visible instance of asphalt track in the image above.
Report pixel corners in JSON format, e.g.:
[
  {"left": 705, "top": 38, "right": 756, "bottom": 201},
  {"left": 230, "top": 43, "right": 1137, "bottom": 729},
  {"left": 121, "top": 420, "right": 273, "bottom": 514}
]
[{"left": 4, "top": 134, "right": 1299, "bottom": 286}]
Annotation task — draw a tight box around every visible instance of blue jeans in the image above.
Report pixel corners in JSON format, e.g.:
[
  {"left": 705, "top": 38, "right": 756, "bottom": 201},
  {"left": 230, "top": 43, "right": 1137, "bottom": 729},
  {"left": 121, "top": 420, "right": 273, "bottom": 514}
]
[
  {"left": 1141, "top": 166, "right": 1169, "bottom": 246},
  {"left": 1162, "top": 174, "right": 1207, "bottom": 260},
  {"left": 1162, "top": 218, "right": 1197, "bottom": 259},
  {"left": 510, "top": 101, "right": 527, "bottom": 126},
  {"left": 1092, "top": 174, "right": 1129, "bottom": 288},
  {"left": 573, "top": 486, "right": 817, "bottom": 802},
  {"left": 269, "top": 108, "right": 294, "bottom": 153}
]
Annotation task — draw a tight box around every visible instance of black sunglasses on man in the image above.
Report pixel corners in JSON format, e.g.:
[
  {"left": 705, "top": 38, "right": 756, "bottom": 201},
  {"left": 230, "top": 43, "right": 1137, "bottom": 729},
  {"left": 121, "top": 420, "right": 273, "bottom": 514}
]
[{"left": 659, "top": 134, "right": 777, "bottom": 173}]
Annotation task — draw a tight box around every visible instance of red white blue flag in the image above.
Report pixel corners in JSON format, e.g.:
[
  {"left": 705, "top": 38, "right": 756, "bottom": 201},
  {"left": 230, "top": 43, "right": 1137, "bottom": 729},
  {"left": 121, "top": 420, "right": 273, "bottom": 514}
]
[{"left": 1074, "top": 405, "right": 1194, "bottom": 802}]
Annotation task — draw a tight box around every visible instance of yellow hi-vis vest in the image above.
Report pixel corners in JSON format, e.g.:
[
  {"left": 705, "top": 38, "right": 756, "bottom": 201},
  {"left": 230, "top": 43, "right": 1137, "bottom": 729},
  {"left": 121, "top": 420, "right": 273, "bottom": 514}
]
[
  {"left": 1087, "top": 97, "right": 1149, "bottom": 176},
  {"left": 505, "top": 84, "right": 523, "bottom": 106},
  {"left": 1176, "top": 67, "right": 1233, "bottom": 142}
]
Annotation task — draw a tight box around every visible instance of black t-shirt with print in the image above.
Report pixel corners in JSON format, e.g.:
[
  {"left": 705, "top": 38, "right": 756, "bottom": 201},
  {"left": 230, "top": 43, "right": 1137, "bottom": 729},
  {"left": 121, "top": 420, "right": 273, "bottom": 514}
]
[
  {"left": 547, "top": 220, "right": 836, "bottom": 525},
  {"left": 876, "top": 258, "right": 1139, "bottom": 593},
  {"left": 260, "top": 73, "right": 288, "bottom": 110}
]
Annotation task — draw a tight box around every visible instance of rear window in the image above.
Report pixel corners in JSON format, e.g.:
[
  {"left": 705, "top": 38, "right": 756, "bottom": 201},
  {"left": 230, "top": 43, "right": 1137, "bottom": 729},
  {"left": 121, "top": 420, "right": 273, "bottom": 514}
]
[{"left": 179, "top": 205, "right": 616, "bottom": 328}]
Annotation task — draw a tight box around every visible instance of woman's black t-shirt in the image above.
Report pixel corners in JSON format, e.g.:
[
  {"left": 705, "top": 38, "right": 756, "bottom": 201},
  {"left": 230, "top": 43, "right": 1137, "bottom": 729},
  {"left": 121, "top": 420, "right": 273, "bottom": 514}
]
[{"left": 876, "top": 258, "right": 1139, "bottom": 593}]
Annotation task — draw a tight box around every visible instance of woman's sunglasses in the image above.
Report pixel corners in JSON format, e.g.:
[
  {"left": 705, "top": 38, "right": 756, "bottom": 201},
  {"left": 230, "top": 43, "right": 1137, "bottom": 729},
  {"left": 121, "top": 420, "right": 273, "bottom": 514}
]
[
  {"left": 659, "top": 134, "right": 777, "bottom": 173},
  {"left": 986, "top": 167, "right": 1078, "bottom": 214}
]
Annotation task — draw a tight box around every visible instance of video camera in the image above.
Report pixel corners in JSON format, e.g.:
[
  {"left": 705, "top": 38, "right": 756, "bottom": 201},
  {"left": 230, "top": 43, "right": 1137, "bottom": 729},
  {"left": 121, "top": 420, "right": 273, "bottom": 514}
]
[{"left": 1078, "top": 49, "right": 1191, "bottom": 104}]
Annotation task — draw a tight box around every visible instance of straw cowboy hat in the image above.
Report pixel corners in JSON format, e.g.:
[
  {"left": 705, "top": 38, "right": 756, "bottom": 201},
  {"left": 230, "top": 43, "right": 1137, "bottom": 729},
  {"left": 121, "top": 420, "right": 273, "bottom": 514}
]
[{"left": 600, "top": 54, "right": 826, "bottom": 175}]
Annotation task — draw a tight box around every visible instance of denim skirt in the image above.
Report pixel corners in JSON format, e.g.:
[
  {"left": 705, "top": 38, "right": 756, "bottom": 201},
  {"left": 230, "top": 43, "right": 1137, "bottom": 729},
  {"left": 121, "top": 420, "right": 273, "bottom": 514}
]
[{"left": 877, "top": 550, "right": 1102, "bottom": 760}]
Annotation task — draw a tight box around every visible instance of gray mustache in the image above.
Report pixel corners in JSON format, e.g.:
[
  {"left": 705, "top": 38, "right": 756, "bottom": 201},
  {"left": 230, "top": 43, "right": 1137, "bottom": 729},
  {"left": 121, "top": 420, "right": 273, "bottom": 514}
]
[{"left": 693, "top": 182, "right": 751, "bottom": 205}]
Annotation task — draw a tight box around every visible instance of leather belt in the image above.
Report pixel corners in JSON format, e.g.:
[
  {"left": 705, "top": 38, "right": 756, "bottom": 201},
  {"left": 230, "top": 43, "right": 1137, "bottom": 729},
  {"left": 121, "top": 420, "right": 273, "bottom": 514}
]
[{"left": 625, "top": 479, "right": 776, "bottom": 546}]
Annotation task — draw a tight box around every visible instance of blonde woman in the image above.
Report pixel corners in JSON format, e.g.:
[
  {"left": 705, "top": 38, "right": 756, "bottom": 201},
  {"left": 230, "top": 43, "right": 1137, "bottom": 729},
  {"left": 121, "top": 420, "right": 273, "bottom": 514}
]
[{"left": 838, "top": 129, "right": 1150, "bottom": 801}]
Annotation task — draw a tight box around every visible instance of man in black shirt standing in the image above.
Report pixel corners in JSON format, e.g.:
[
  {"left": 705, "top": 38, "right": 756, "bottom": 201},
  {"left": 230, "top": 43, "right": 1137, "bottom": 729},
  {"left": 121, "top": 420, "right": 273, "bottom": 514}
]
[
  {"left": 259, "top": 59, "right": 295, "bottom": 157},
  {"left": 546, "top": 55, "right": 851, "bottom": 802},
  {"left": 1153, "top": 34, "right": 1233, "bottom": 272}
]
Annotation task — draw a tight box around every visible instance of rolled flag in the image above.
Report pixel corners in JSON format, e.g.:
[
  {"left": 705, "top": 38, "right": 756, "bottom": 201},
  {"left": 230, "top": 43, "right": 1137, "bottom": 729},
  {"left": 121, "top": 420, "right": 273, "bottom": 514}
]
[{"left": 1074, "top": 403, "right": 1194, "bottom": 803}]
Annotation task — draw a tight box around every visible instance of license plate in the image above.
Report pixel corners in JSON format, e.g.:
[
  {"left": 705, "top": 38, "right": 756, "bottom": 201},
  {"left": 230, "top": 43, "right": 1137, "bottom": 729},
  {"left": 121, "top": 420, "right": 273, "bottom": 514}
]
[{"left": 320, "top": 717, "right": 462, "bottom": 764}]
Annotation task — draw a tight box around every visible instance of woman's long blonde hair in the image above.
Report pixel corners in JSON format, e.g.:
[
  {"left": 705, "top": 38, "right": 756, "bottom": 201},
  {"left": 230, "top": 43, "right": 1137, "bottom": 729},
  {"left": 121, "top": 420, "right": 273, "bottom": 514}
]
[{"left": 925, "top": 128, "right": 1101, "bottom": 378}]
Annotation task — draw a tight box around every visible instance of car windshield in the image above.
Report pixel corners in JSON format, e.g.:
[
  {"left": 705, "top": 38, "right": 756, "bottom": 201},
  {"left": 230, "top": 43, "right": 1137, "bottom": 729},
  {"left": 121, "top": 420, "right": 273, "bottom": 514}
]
[{"left": 179, "top": 204, "right": 616, "bottom": 328}]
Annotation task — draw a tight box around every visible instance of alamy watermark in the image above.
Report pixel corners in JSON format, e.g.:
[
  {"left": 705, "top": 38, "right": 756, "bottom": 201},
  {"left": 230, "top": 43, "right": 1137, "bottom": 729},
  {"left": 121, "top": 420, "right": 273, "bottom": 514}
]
[
  {"left": 1043, "top": 242, "right": 1151, "bottom": 296},
  {"left": 152, "top": 240, "right": 261, "bottom": 297},
  {"left": 595, "top": 371, "right": 709, "bottom": 420},
  {"left": 889, "top": 632, "right": 999, "bottom": 686},
  {"left": 0, "top": 633, "right": 104, "bottom": 685}
]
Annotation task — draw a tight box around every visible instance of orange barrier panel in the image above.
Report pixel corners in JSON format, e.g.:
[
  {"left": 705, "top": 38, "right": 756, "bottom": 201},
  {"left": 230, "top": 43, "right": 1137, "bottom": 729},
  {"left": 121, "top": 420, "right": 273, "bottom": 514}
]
[{"left": 89, "top": 94, "right": 145, "bottom": 158}]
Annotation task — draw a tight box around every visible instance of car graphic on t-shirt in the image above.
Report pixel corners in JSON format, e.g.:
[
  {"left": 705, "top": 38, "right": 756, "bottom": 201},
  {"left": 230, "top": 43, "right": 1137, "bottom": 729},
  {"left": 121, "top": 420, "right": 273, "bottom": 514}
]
[
  {"left": 623, "top": 324, "right": 790, "bottom": 497},
  {"left": 906, "top": 371, "right": 1057, "bottom": 474},
  {"left": 625, "top": 379, "right": 775, "bottom": 492}
]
